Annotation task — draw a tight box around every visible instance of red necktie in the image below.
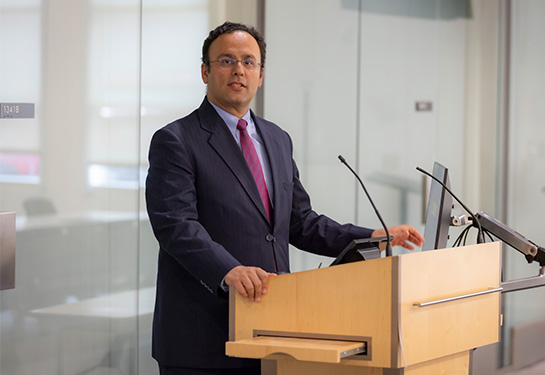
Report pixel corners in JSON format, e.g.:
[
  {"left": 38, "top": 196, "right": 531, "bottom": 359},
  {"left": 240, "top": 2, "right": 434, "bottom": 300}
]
[{"left": 237, "top": 119, "right": 273, "bottom": 223}]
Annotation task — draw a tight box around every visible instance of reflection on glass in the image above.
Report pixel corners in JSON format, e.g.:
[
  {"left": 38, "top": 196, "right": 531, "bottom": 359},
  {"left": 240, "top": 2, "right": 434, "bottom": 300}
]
[
  {"left": 87, "top": 164, "right": 145, "bottom": 189},
  {"left": 0, "top": 152, "right": 40, "bottom": 184}
]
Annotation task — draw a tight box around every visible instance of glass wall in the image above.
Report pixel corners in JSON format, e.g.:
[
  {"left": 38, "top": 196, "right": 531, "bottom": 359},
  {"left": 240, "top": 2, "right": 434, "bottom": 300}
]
[
  {"left": 266, "top": 0, "right": 545, "bottom": 373},
  {"left": 0, "top": 1, "right": 256, "bottom": 374},
  {"left": 502, "top": 0, "right": 545, "bottom": 370},
  {"left": 0, "top": 0, "right": 145, "bottom": 373},
  {"left": 265, "top": 0, "right": 469, "bottom": 271},
  {"left": 0, "top": 0, "right": 41, "bottom": 185},
  {"left": 138, "top": 1, "right": 211, "bottom": 372}
]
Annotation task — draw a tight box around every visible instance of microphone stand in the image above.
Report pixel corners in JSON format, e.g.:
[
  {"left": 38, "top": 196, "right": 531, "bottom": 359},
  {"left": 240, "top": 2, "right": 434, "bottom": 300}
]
[{"left": 339, "top": 155, "right": 392, "bottom": 257}]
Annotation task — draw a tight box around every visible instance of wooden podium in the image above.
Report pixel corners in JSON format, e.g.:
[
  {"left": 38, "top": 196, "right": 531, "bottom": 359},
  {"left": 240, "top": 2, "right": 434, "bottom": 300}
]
[{"left": 226, "top": 242, "right": 502, "bottom": 374}]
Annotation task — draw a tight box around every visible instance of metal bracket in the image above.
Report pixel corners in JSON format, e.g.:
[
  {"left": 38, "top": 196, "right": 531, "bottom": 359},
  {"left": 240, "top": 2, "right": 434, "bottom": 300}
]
[{"left": 502, "top": 267, "right": 545, "bottom": 293}]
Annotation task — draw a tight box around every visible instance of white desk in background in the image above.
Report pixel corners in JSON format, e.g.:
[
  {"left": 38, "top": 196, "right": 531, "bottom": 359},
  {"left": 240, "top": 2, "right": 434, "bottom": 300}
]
[
  {"left": 31, "top": 287, "right": 155, "bottom": 375},
  {"left": 16, "top": 211, "right": 150, "bottom": 232},
  {"left": 31, "top": 287, "right": 155, "bottom": 318}
]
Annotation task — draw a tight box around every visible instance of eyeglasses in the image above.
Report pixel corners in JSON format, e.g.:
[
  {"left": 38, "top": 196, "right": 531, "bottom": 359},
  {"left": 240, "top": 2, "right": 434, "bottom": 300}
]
[{"left": 209, "top": 58, "right": 262, "bottom": 71}]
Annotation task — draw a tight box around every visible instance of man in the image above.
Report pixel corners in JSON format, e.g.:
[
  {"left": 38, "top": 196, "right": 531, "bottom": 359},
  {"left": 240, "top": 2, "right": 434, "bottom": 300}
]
[{"left": 146, "top": 22, "right": 424, "bottom": 375}]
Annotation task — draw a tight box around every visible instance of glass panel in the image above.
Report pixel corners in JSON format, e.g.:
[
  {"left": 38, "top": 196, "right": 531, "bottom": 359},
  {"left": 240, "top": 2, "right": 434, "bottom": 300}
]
[
  {"left": 1, "top": 1, "right": 259, "bottom": 374},
  {"left": 265, "top": 0, "right": 468, "bottom": 272},
  {"left": 0, "top": 0, "right": 41, "bottom": 185},
  {"left": 139, "top": 1, "right": 210, "bottom": 373},
  {"left": 140, "top": 0, "right": 209, "bottom": 157},
  {"left": 0, "top": 1, "right": 142, "bottom": 374},
  {"left": 357, "top": 0, "right": 468, "bottom": 254},
  {"left": 265, "top": 0, "right": 361, "bottom": 271},
  {"left": 502, "top": 0, "right": 545, "bottom": 368}
]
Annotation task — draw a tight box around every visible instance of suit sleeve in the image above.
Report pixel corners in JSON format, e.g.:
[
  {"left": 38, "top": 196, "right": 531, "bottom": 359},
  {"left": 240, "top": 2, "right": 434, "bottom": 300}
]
[{"left": 145, "top": 126, "right": 240, "bottom": 294}]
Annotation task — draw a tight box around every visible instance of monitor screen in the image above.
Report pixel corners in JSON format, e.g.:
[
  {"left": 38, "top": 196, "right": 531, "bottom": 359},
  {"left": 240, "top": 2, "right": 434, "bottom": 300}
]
[{"left": 422, "top": 162, "right": 453, "bottom": 251}]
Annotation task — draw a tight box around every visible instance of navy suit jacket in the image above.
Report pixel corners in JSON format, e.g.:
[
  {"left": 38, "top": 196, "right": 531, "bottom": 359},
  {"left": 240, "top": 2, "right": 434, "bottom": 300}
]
[{"left": 145, "top": 98, "right": 373, "bottom": 368}]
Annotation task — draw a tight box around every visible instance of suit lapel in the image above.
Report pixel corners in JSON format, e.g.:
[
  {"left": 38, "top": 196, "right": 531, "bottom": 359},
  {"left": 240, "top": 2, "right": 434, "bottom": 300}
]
[{"left": 198, "top": 100, "right": 270, "bottom": 224}]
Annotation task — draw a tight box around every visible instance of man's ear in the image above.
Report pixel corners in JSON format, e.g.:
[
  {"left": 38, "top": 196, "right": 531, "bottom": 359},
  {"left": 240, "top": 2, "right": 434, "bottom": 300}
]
[
  {"left": 258, "top": 67, "right": 264, "bottom": 88},
  {"left": 201, "top": 63, "right": 209, "bottom": 84}
]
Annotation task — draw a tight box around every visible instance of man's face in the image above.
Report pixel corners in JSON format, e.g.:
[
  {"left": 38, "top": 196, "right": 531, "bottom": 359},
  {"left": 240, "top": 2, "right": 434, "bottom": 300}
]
[{"left": 201, "top": 31, "right": 264, "bottom": 118}]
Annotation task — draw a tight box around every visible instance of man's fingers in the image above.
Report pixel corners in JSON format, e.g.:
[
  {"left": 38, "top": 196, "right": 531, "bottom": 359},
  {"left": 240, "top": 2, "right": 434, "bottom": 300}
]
[
  {"left": 255, "top": 268, "right": 271, "bottom": 294},
  {"left": 241, "top": 276, "right": 258, "bottom": 301},
  {"left": 399, "top": 241, "right": 415, "bottom": 250},
  {"left": 247, "top": 271, "right": 264, "bottom": 301},
  {"left": 233, "top": 279, "right": 248, "bottom": 298},
  {"left": 261, "top": 272, "right": 277, "bottom": 294},
  {"left": 389, "top": 225, "right": 425, "bottom": 249},
  {"left": 225, "top": 266, "right": 273, "bottom": 302}
]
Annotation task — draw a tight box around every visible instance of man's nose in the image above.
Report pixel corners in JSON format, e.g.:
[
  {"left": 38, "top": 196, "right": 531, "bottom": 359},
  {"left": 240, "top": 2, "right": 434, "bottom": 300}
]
[{"left": 232, "top": 61, "right": 245, "bottom": 75}]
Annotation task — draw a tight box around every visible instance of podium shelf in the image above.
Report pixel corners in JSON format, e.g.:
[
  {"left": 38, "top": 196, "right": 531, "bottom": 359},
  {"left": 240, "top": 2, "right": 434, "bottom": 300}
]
[{"left": 226, "top": 336, "right": 366, "bottom": 363}]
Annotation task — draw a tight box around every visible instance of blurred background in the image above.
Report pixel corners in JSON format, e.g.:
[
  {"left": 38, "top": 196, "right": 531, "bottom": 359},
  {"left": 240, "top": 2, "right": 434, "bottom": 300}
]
[{"left": 0, "top": 0, "right": 544, "bottom": 374}]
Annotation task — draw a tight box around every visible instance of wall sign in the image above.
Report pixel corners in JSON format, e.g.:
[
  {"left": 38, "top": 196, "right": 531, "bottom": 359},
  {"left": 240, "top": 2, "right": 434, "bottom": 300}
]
[{"left": 0, "top": 103, "right": 35, "bottom": 119}]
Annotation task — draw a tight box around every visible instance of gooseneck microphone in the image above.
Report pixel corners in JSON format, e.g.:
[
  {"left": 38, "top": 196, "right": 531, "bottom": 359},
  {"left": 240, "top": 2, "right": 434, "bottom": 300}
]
[
  {"left": 416, "top": 166, "right": 484, "bottom": 244},
  {"left": 338, "top": 155, "right": 392, "bottom": 257}
]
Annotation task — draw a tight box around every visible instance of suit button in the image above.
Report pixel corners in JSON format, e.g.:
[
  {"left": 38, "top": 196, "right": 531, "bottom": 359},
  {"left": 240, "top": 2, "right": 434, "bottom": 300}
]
[{"left": 265, "top": 234, "right": 275, "bottom": 242}]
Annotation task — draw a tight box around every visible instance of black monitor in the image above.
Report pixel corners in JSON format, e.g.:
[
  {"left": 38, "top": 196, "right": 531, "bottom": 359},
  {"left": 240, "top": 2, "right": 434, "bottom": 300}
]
[
  {"left": 422, "top": 162, "right": 453, "bottom": 251},
  {"left": 330, "top": 236, "right": 390, "bottom": 266}
]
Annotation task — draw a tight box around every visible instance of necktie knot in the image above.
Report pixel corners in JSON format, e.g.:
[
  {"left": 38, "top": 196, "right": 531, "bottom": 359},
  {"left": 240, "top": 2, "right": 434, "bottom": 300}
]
[{"left": 237, "top": 119, "right": 248, "bottom": 131}]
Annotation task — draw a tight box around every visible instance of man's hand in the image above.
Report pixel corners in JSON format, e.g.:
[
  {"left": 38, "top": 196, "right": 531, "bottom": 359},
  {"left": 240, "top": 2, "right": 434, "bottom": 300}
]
[
  {"left": 372, "top": 225, "right": 425, "bottom": 250},
  {"left": 224, "top": 266, "right": 276, "bottom": 302}
]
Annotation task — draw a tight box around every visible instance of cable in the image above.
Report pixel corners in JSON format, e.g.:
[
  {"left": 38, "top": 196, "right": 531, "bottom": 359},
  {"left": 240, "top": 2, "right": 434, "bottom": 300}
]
[
  {"left": 453, "top": 225, "right": 472, "bottom": 247},
  {"left": 416, "top": 167, "right": 485, "bottom": 244}
]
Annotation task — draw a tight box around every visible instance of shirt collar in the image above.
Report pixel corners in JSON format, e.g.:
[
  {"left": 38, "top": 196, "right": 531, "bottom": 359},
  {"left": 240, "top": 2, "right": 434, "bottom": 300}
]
[{"left": 207, "top": 99, "right": 252, "bottom": 138}]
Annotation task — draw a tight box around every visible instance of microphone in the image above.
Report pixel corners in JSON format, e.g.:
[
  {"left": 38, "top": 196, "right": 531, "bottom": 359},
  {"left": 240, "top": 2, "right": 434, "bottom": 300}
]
[
  {"left": 416, "top": 166, "right": 484, "bottom": 244},
  {"left": 338, "top": 155, "right": 392, "bottom": 257}
]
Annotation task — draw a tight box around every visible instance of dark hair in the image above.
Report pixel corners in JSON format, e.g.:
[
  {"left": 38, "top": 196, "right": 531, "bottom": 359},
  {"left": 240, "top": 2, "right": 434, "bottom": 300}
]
[{"left": 202, "top": 21, "right": 266, "bottom": 69}]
